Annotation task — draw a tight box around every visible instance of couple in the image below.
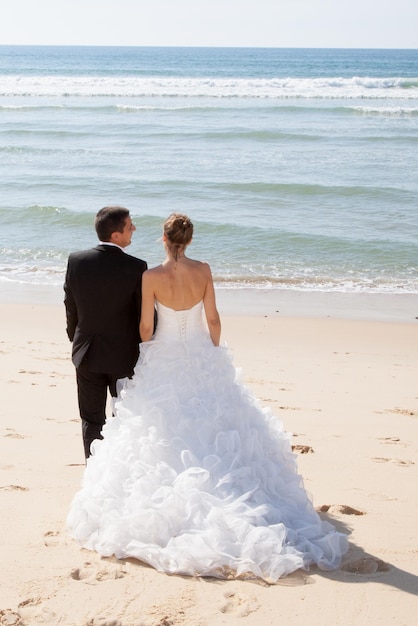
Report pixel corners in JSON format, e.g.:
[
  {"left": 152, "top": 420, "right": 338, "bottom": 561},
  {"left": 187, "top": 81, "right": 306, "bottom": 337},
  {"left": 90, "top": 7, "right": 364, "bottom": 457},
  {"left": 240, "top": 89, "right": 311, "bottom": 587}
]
[{"left": 65, "top": 206, "right": 348, "bottom": 582}]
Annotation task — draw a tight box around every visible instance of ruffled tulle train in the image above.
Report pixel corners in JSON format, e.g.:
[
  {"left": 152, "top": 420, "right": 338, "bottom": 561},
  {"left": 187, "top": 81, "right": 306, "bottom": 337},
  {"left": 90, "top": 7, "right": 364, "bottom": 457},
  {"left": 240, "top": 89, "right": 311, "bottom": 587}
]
[{"left": 67, "top": 301, "right": 348, "bottom": 582}]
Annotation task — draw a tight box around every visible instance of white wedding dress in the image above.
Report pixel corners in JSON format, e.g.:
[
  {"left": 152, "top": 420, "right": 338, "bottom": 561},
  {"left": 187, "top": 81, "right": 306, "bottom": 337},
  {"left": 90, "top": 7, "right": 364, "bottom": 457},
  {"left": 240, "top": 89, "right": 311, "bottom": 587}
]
[{"left": 67, "top": 301, "right": 348, "bottom": 582}]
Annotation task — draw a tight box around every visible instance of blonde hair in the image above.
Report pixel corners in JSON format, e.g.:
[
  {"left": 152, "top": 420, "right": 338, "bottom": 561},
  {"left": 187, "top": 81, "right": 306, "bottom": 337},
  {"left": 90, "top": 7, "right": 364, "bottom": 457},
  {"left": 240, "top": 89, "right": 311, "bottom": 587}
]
[{"left": 163, "top": 213, "right": 193, "bottom": 260}]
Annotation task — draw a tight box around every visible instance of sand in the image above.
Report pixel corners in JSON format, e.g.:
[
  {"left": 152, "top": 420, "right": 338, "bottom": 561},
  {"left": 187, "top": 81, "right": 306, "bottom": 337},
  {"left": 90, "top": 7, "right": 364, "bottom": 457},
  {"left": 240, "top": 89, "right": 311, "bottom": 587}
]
[{"left": 0, "top": 291, "right": 417, "bottom": 625}]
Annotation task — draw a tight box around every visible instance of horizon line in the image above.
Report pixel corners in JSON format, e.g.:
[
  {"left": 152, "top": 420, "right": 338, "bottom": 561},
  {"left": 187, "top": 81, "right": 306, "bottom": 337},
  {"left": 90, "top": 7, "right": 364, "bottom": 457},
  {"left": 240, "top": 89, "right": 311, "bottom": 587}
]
[{"left": 0, "top": 44, "right": 417, "bottom": 51}]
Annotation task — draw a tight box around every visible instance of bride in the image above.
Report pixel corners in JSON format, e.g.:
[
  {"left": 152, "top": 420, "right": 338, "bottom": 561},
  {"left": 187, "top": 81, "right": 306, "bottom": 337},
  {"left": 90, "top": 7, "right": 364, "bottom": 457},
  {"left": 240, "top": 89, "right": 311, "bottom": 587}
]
[{"left": 67, "top": 213, "right": 348, "bottom": 582}]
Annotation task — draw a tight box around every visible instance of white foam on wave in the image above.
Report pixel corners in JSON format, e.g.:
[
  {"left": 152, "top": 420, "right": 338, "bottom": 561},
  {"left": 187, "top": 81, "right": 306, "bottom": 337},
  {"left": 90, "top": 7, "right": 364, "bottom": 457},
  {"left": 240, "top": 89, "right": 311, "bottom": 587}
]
[
  {"left": 352, "top": 105, "right": 418, "bottom": 115},
  {"left": 115, "top": 104, "right": 219, "bottom": 112},
  {"left": 1, "top": 75, "right": 416, "bottom": 100},
  {"left": 2, "top": 263, "right": 416, "bottom": 294},
  {"left": 0, "top": 104, "right": 54, "bottom": 111},
  {"left": 214, "top": 278, "right": 418, "bottom": 295}
]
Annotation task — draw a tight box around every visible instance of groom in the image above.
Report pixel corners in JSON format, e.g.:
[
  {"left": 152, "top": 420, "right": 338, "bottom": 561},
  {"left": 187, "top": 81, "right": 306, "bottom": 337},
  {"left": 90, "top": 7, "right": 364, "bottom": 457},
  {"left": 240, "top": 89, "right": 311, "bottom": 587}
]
[{"left": 64, "top": 206, "right": 148, "bottom": 459}]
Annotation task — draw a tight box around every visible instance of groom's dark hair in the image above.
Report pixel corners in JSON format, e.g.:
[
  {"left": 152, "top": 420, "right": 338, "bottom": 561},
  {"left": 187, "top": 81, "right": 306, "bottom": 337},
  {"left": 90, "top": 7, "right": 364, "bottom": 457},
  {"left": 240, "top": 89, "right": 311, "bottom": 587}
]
[{"left": 95, "top": 206, "right": 130, "bottom": 242}]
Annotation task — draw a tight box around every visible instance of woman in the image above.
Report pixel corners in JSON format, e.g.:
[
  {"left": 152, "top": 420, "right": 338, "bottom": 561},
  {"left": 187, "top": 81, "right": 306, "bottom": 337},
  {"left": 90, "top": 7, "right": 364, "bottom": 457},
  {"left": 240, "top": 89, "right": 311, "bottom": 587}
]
[{"left": 67, "top": 213, "right": 348, "bottom": 582}]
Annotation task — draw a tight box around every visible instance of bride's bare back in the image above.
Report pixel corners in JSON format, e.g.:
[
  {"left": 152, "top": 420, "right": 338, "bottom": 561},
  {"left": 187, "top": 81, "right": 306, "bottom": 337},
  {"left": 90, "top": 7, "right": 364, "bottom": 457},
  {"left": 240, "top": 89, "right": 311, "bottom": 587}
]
[
  {"left": 148, "top": 256, "right": 210, "bottom": 311},
  {"left": 140, "top": 213, "right": 221, "bottom": 345},
  {"left": 140, "top": 254, "right": 221, "bottom": 346}
]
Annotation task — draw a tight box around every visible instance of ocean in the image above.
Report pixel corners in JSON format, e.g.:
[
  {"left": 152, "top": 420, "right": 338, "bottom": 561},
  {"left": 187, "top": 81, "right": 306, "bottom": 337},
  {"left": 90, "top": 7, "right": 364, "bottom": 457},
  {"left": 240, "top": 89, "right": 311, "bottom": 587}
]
[{"left": 0, "top": 46, "right": 417, "bottom": 304}]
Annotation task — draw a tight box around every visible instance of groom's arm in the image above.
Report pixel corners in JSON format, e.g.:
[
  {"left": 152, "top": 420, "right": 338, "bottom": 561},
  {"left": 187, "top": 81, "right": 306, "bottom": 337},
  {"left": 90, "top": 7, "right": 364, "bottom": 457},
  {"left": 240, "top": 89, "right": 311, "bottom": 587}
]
[{"left": 63, "top": 258, "right": 78, "bottom": 341}]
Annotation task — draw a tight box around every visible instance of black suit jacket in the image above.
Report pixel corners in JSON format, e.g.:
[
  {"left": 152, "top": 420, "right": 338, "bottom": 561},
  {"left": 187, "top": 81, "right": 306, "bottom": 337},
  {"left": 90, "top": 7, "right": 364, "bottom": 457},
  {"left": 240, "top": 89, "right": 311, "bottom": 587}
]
[{"left": 64, "top": 244, "right": 148, "bottom": 378}]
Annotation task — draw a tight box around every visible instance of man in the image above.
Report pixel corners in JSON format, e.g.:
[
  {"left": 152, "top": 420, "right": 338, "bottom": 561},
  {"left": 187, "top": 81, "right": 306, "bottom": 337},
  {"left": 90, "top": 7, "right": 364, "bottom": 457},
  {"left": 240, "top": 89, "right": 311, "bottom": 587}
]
[{"left": 64, "top": 206, "right": 148, "bottom": 459}]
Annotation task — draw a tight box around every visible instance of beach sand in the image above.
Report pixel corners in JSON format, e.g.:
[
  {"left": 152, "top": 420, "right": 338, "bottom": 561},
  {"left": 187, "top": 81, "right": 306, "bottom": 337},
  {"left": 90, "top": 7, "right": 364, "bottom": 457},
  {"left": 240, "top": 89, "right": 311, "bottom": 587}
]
[{"left": 0, "top": 292, "right": 417, "bottom": 625}]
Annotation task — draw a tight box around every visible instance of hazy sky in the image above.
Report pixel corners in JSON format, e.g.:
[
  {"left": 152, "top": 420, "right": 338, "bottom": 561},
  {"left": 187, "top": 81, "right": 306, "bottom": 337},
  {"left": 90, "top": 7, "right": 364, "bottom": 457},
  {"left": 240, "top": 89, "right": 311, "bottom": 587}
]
[{"left": 1, "top": 0, "right": 417, "bottom": 48}]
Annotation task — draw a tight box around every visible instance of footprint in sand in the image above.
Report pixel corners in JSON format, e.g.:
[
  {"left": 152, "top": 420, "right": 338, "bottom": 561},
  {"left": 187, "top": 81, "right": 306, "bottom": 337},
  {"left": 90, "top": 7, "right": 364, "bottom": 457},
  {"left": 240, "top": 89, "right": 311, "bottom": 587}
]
[
  {"left": 341, "top": 557, "right": 390, "bottom": 574},
  {"left": 317, "top": 504, "right": 365, "bottom": 516},
  {"left": 372, "top": 457, "right": 415, "bottom": 466},
  {"left": 70, "top": 561, "right": 127, "bottom": 584},
  {"left": 43, "top": 530, "right": 64, "bottom": 547},
  {"left": 393, "top": 459, "right": 415, "bottom": 466},
  {"left": 385, "top": 407, "right": 416, "bottom": 417},
  {"left": 292, "top": 445, "right": 314, "bottom": 454},
  {"left": 220, "top": 591, "right": 259, "bottom": 618},
  {"left": 278, "top": 406, "right": 301, "bottom": 411},
  {"left": 0, "top": 609, "right": 24, "bottom": 625},
  {"left": 146, "top": 617, "right": 175, "bottom": 626},
  {"left": 4, "top": 431, "right": 25, "bottom": 439},
  {"left": 83, "top": 617, "right": 123, "bottom": 626},
  {"left": 17, "top": 597, "right": 58, "bottom": 624},
  {"left": 153, "top": 619, "right": 174, "bottom": 626},
  {"left": 0, "top": 485, "right": 28, "bottom": 492},
  {"left": 145, "top": 590, "right": 202, "bottom": 626},
  {"left": 378, "top": 436, "right": 402, "bottom": 444}
]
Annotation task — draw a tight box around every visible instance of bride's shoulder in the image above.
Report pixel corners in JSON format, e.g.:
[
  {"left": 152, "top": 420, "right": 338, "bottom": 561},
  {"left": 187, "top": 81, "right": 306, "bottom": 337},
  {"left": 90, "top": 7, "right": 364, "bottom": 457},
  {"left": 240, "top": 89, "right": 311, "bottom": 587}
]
[
  {"left": 142, "top": 265, "right": 165, "bottom": 287},
  {"left": 144, "top": 264, "right": 164, "bottom": 275},
  {"left": 189, "top": 258, "right": 211, "bottom": 272},
  {"left": 188, "top": 260, "right": 214, "bottom": 284}
]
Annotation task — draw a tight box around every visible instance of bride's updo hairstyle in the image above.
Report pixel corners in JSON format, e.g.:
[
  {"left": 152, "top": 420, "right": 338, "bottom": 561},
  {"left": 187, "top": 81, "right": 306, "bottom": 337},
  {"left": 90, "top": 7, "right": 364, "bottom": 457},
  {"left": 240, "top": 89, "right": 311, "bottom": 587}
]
[{"left": 163, "top": 213, "right": 193, "bottom": 260}]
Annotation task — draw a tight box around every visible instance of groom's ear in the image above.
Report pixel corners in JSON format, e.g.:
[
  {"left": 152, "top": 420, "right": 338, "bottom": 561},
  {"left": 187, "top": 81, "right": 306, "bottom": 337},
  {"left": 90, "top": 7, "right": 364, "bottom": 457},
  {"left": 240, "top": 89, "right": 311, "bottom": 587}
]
[{"left": 109, "top": 230, "right": 120, "bottom": 244}]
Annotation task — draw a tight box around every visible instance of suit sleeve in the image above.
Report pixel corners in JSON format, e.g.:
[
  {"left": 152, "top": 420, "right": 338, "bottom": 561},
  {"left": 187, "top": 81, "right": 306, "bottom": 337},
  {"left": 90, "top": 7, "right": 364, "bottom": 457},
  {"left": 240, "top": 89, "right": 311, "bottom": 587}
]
[{"left": 63, "top": 258, "right": 78, "bottom": 341}]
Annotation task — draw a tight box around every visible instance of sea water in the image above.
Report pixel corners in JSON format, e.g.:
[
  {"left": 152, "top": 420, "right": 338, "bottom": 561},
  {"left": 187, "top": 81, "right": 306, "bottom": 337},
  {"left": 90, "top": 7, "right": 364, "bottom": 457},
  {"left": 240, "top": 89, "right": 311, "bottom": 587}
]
[{"left": 0, "top": 46, "right": 417, "bottom": 300}]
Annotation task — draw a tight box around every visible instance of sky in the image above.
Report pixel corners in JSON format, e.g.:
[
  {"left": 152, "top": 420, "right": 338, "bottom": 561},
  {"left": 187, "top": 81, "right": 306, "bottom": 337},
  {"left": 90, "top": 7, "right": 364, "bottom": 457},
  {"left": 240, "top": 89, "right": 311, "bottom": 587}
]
[{"left": 1, "top": 0, "right": 417, "bottom": 49}]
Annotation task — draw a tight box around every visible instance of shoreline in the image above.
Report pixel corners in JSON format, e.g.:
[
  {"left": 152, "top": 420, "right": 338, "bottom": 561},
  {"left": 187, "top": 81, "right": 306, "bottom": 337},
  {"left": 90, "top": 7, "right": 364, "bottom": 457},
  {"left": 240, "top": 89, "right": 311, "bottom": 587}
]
[{"left": 1, "top": 281, "right": 418, "bottom": 323}]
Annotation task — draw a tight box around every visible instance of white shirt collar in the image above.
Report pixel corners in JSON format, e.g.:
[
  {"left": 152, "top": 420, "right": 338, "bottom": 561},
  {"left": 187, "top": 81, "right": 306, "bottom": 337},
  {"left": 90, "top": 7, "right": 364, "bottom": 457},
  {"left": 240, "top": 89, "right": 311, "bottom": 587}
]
[{"left": 99, "top": 241, "right": 125, "bottom": 251}]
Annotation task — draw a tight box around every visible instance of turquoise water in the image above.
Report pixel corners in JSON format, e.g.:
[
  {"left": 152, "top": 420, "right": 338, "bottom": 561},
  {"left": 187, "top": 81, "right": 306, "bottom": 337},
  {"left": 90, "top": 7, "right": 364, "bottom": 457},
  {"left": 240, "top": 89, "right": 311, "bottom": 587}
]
[{"left": 0, "top": 46, "right": 417, "bottom": 294}]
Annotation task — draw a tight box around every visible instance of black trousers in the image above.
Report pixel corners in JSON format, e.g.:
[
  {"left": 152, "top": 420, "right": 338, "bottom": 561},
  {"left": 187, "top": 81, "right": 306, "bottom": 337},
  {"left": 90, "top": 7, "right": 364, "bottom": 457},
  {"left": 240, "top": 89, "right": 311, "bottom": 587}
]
[{"left": 76, "top": 361, "right": 119, "bottom": 459}]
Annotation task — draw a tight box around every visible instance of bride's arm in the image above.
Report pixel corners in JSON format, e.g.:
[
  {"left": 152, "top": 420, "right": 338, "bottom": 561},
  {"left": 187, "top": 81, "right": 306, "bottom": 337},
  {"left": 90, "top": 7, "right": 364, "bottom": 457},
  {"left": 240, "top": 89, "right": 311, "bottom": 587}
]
[
  {"left": 139, "top": 271, "right": 156, "bottom": 342},
  {"left": 203, "top": 264, "right": 221, "bottom": 346}
]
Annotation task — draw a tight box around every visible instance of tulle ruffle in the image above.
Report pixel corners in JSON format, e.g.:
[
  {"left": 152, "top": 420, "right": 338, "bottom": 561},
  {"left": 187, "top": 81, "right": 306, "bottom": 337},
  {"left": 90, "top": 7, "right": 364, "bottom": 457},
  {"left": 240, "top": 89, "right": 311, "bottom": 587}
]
[{"left": 67, "top": 306, "right": 348, "bottom": 582}]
